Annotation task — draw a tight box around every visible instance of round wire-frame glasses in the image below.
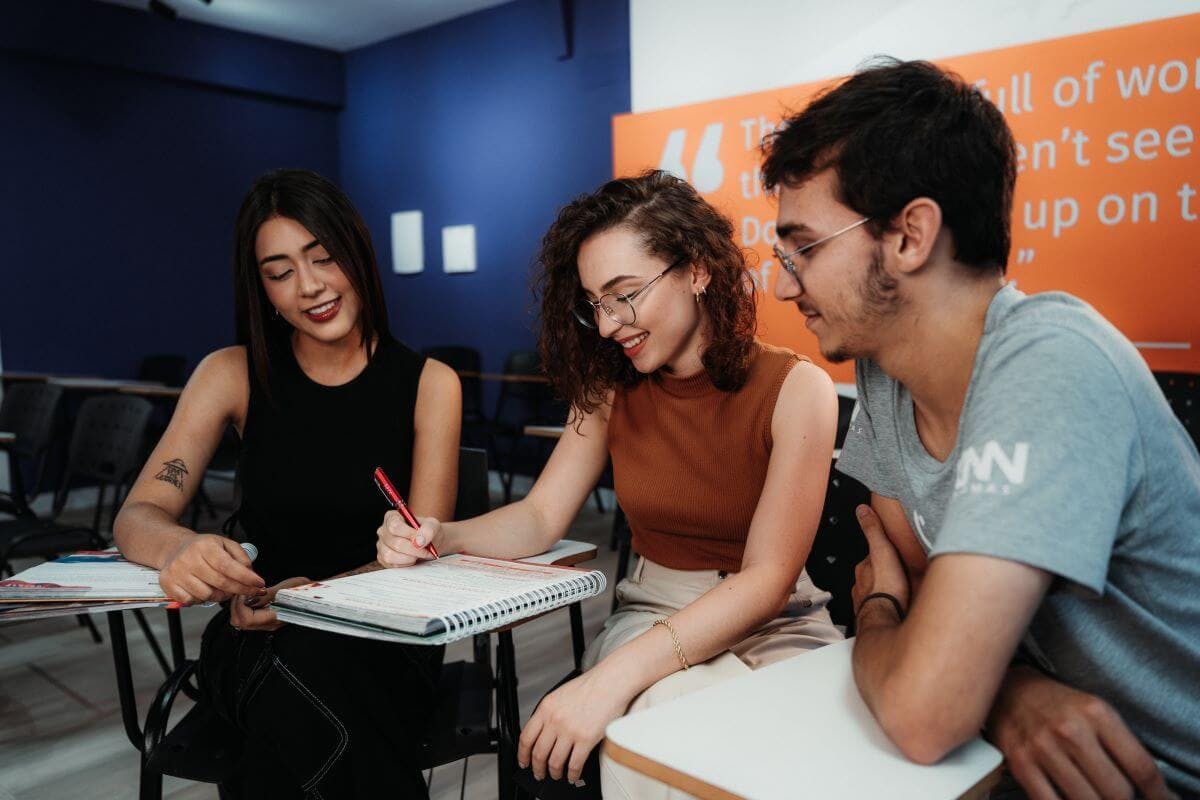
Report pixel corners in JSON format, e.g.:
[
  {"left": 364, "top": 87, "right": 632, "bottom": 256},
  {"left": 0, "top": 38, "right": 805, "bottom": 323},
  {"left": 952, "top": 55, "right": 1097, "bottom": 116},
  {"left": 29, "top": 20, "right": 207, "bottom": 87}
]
[
  {"left": 572, "top": 258, "right": 685, "bottom": 329},
  {"left": 772, "top": 217, "right": 872, "bottom": 281}
]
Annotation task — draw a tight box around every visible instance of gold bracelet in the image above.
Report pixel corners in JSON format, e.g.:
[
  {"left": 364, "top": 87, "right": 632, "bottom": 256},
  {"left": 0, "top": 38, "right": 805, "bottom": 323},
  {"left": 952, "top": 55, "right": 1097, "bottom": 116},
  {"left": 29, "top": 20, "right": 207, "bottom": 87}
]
[{"left": 653, "top": 618, "right": 690, "bottom": 671}]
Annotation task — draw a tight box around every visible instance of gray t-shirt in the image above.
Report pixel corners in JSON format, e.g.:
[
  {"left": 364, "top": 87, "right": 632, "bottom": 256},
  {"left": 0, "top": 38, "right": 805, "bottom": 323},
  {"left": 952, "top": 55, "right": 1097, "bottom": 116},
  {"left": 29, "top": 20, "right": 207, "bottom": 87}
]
[{"left": 837, "top": 283, "right": 1200, "bottom": 793}]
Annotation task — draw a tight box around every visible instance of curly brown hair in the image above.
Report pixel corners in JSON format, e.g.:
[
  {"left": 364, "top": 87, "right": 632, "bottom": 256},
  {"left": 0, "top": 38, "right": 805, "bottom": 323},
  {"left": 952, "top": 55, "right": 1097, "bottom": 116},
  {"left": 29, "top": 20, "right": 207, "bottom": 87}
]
[{"left": 534, "top": 170, "right": 758, "bottom": 419}]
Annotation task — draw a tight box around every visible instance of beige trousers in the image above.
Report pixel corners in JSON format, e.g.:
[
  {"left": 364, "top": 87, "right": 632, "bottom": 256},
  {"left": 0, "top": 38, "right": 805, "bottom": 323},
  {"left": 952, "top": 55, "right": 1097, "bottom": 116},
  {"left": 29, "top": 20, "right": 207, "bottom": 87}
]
[{"left": 584, "top": 557, "right": 844, "bottom": 800}]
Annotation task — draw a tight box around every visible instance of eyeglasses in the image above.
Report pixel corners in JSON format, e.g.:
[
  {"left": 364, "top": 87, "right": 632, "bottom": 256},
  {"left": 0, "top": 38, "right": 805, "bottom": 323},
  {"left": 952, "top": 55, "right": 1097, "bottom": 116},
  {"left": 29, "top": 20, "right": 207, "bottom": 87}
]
[
  {"left": 772, "top": 217, "right": 872, "bottom": 281},
  {"left": 573, "top": 258, "right": 685, "bottom": 329}
]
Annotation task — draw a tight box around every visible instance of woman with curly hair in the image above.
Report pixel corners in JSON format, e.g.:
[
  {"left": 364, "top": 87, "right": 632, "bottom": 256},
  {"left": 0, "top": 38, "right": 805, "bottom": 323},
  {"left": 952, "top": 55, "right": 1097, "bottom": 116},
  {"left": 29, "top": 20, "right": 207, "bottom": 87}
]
[{"left": 377, "top": 170, "right": 842, "bottom": 798}]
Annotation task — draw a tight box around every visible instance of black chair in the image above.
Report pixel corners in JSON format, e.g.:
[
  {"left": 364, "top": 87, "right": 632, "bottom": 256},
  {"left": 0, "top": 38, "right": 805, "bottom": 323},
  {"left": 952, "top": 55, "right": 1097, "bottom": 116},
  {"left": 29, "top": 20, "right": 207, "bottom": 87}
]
[
  {"left": 422, "top": 345, "right": 491, "bottom": 446},
  {"left": 0, "top": 394, "right": 153, "bottom": 576},
  {"left": 491, "top": 351, "right": 555, "bottom": 502},
  {"left": 804, "top": 470, "right": 870, "bottom": 632},
  {"left": 1, "top": 393, "right": 159, "bottom": 650},
  {"left": 1154, "top": 371, "right": 1199, "bottom": 450},
  {"left": 117, "top": 445, "right": 584, "bottom": 800},
  {"left": 137, "top": 355, "right": 188, "bottom": 388},
  {"left": 0, "top": 381, "right": 65, "bottom": 514}
]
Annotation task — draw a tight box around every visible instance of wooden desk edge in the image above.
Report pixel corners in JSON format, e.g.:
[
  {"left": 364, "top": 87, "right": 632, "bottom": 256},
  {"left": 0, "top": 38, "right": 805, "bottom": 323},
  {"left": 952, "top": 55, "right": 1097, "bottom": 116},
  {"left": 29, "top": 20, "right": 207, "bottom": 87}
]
[
  {"left": 603, "top": 739, "right": 1004, "bottom": 800},
  {"left": 546, "top": 547, "right": 598, "bottom": 568},
  {"left": 119, "top": 385, "right": 183, "bottom": 398},
  {"left": 603, "top": 740, "right": 744, "bottom": 800}
]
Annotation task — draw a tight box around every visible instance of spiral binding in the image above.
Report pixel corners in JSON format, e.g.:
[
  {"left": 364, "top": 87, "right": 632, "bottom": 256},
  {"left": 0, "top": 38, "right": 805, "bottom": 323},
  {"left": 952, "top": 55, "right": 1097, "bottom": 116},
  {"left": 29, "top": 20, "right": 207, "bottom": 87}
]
[{"left": 437, "top": 571, "right": 606, "bottom": 643}]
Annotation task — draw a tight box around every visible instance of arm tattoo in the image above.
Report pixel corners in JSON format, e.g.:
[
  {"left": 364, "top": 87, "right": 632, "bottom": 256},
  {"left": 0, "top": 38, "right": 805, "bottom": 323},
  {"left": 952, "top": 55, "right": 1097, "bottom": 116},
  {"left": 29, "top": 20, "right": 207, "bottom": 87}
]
[{"left": 154, "top": 458, "right": 189, "bottom": 492}]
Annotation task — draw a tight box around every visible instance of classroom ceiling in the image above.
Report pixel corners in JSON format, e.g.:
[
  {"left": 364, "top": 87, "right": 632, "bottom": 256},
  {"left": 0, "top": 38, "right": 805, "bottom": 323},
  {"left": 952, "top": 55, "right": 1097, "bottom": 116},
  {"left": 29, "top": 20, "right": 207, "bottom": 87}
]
[{"left": 93, "top": 0, "right": 516, "bottom": 52}]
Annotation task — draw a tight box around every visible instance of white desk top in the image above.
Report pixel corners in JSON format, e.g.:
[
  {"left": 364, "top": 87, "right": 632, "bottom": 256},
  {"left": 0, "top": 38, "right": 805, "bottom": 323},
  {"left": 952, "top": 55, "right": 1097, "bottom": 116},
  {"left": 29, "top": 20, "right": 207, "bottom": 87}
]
[
  {"left": 519, "top": 538, "right": 596, "bottom": 566},
  {"left": 834, "top": 382, "right": 857, "bottom": 400},
  {"left": 605, "top": 638, "right": 1001, "bottom": 800}
]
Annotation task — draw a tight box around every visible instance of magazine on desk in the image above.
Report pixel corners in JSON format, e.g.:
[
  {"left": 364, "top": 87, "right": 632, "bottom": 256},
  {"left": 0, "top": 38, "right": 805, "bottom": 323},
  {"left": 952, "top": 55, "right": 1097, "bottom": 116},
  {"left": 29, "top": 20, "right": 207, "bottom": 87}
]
[
  {"left": 0, "top": 551, "right": 167, "bottom": 602},
  {"left": 273, "top": 554, "right": 607, "bottom": 645}
]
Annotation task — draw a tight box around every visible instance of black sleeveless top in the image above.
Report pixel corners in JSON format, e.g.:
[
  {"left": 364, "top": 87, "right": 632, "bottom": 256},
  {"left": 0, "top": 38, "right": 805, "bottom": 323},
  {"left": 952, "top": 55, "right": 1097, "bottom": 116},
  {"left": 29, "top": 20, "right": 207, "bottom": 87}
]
[{"left": 237, "top": 335, "right": 425, "bottom": 585}]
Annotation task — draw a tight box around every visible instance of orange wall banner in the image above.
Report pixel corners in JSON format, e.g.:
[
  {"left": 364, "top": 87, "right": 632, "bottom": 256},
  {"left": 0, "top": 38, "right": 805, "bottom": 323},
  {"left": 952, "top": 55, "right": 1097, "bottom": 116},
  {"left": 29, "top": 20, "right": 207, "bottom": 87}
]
[{"left": 613, "top": 14, "right": 1200, "bottom": 381}]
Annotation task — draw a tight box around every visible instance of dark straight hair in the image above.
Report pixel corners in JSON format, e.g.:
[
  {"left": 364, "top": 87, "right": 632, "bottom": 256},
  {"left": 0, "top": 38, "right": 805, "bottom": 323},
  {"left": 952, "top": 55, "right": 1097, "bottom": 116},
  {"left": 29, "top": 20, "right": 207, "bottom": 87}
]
[{"left": 232, "top": 169, "right": 391, "bottom": 399}]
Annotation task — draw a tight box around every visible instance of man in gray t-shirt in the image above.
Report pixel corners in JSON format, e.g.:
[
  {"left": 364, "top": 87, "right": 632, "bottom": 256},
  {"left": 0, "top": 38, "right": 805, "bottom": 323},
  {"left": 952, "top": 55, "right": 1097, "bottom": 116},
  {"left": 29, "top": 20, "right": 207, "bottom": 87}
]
[
  {"left": 837, "top": 284, "right": 1200, "bottom": 794},
  {"left": 762, "top": 59, "right": 1197, "bottom": 798}
]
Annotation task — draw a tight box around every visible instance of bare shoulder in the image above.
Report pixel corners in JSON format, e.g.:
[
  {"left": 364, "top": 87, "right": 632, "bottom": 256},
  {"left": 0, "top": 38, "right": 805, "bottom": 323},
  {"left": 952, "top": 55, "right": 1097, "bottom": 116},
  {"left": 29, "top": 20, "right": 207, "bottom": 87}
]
[
  {"left": 418, "top": 357, "right": 462, "bottom": 397},
  {"left": 777, "top": 357, "right": 837, "bottom": 413},
  {"left": 181, "top": 346, "right": 249, "bottom": 423},
  {"left": 197, "top": 345, "right": 248, "bottom": 380}
]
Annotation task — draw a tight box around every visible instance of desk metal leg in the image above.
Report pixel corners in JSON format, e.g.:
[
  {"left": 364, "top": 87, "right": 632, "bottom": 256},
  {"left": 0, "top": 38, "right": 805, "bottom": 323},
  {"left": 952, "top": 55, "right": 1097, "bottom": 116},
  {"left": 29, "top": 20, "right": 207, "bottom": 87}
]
[
  {"left": 166, "top": 607, "right": 201, "bottom": 701},
  {"left": 107, "top": 611, "right": 143, "bottom": 751},
  {"left": 139, "top": 766, "right": 163, "bottom": 800},
  {"left": 496, "top": 631, "right": 523, "bottom": 800},
  {"left": 132, "top": 609, "right": 170, "bottom": 678},
  {"left": 569, "top": 602, "right": 585, "bottom": 672},
  {"left": 77, "top": 613, "right": 104, "bottom": 643},
  {"left": 167, "top": 608, "right": 186, "bottom": 667}
]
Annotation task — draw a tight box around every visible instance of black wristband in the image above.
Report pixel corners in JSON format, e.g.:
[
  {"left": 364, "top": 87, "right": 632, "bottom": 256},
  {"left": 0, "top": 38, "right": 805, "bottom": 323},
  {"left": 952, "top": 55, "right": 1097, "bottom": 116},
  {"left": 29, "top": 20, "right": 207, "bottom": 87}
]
[{"left": 858, "top": 592, "right": 906, "bottom": 621}]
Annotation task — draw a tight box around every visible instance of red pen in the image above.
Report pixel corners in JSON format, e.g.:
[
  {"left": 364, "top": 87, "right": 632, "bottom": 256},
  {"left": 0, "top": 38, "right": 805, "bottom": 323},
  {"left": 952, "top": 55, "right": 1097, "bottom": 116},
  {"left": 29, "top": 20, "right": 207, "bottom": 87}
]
[{"left": 373, "top": 466, "right": 439, "bottom": 559}]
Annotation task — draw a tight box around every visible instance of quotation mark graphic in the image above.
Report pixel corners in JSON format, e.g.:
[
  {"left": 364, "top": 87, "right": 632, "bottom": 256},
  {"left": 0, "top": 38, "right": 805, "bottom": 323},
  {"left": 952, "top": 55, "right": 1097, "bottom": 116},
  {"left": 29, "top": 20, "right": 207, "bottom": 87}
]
[
  {"left": 658, "top": 123, "right": 725, "bottom": 193},
  {"left": 1015, "top": 248, "right": 1036, "bottom": 265}
]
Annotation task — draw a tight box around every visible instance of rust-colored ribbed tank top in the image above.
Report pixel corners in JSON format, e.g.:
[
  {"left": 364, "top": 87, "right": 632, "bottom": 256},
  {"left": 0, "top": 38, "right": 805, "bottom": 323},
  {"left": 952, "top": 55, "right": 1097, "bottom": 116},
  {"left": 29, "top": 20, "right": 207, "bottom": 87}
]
[{"left": 608, "top": 341, "right": 805, "bottom": 573}]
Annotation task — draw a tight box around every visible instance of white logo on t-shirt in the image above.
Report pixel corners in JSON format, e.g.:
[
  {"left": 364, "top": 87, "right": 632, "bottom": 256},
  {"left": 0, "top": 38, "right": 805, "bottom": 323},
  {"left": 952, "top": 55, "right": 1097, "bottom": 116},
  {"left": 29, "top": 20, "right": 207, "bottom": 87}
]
[
  {"left": 955, "top": 441, "right": 1030, "bottom": 496},
  {"left": 911, "top": 509, "right": 932, "bottom": 551}
]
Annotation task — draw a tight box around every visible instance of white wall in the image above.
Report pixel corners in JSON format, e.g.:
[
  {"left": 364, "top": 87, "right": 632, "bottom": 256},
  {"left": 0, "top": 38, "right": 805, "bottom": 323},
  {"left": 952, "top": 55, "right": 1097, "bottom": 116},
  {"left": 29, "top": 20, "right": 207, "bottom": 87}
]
[{"left": 630, "top": 0, "right": 1200, "bottom": 112}]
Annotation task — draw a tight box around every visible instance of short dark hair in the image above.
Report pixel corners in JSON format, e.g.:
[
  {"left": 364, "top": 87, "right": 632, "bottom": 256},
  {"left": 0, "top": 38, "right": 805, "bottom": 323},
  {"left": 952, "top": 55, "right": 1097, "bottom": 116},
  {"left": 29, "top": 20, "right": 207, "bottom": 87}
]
[
  {"left": 535, "top": 170, "right": 757, "bottom": 418},
  {"left": 762, "top": 58, "right": 1017, "bottom": 273},
  {"left": 233, "top": 169, "right": 391, "bottom": 399}
]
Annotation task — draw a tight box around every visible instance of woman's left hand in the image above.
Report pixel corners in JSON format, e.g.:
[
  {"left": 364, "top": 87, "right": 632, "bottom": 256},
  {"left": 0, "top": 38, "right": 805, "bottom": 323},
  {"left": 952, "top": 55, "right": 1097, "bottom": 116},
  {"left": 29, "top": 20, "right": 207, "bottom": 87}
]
[
  {"left": 230, "top": 576, "right": 313, "bottom": 632},
  {"left": 517, "top": 668, "right": 635, "bottom": 784}
]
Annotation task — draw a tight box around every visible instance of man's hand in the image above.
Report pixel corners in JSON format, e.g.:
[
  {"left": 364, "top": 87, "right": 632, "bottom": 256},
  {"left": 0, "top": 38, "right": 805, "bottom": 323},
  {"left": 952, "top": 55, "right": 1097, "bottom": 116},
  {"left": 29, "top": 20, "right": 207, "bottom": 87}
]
[
  {"left": 988, "top": 666, "right": 1177, "bottom": 800},
  {"left": 851, "top": 504, "right": 911, "bottom": 616}
]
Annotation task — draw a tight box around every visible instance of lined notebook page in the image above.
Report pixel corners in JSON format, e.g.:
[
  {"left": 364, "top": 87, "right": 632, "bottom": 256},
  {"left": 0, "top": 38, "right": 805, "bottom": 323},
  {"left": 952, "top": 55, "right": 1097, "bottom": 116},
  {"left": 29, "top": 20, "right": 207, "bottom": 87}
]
[{"left": 275, "top": 554, "right": 605, "bottom": 638}]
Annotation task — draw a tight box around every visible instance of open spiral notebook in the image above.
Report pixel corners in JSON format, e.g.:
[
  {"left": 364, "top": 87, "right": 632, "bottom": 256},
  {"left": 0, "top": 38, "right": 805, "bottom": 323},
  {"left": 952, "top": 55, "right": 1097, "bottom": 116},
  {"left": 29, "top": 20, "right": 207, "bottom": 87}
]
[{"left": 273, "top": 554, "right": 607, "bottom": 645}]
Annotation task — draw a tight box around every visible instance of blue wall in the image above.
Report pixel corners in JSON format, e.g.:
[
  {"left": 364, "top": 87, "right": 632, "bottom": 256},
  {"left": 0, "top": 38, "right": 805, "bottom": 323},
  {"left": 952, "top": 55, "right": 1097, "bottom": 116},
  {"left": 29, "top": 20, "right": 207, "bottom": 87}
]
[
  {"left": 2, "top": 0, "right": 630, "bottom": 387},
  {"left": 0, "top": 0, "right": 342, "bottom": 378},
  {"left": 339, "top": 0, "right": 630, "bottom": 377}
]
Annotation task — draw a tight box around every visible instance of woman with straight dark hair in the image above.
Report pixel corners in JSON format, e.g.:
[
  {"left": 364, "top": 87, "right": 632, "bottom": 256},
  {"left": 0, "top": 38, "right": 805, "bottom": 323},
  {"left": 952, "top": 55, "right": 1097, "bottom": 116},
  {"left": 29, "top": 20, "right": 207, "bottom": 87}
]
[
  {"left": 115, "top": 168, "right": 461, "bottom": 797},
  {"left": 377, "top": 170, "right": 843, "bottom": 798}
]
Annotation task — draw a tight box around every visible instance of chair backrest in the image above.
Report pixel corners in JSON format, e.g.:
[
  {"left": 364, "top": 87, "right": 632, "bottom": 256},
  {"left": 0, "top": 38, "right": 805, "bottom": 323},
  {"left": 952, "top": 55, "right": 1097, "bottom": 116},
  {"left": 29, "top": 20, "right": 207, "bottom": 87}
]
[
  {"left": 834, "top": 394, "right": 856, "bottom": 448},
  {"left": 64, "top": 395, "right": 154, "bottom": 487},
  {"left": 137, "top": 354, "right": 188, "bottom": 387},
  {"left": 421, "top": 346, "right": 486, "bottom": 420},
  {"left": 496, "top": 350, "right": 561, "bottom": 425},
  {"left": 0, "top": 382, "right": 64, "bottom": 460},
  {"left": 1154, "top": 371, "right": 1199, "bottom": 449},
  {"left": 805, "top": 470, "right": 870, "bottom": 632},
  {"left": 422, "top": 345, "right": 481, "bottom": 374},
  {"left": 455, "top": 447, "right": 490, "bottom": 521}
]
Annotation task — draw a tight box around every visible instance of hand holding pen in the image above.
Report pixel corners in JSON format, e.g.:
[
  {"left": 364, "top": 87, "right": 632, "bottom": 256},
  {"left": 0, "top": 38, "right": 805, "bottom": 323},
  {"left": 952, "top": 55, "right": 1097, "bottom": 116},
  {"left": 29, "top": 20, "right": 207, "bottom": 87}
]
[{"left": 374, "top": 466, "right": 442, "bottom": 566}]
